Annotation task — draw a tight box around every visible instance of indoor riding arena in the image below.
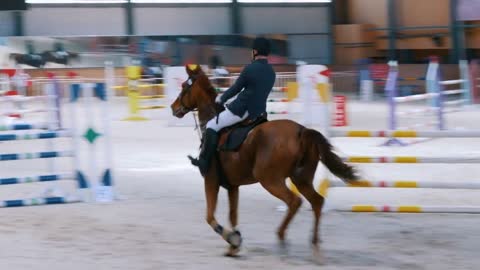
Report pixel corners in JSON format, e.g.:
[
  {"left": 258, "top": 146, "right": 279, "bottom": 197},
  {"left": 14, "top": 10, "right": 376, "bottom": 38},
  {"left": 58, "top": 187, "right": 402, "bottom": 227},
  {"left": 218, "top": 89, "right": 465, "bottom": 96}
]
[{"left": 1, "top": 0, "right": 480, "bottom": 269}]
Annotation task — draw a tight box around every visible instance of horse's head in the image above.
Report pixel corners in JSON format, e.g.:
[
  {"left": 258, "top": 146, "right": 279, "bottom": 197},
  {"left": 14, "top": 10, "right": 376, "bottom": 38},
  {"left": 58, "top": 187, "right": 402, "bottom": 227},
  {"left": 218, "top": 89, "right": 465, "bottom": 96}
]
[{"left": 171, "top": 64, "right": 216, "bottom": 118}]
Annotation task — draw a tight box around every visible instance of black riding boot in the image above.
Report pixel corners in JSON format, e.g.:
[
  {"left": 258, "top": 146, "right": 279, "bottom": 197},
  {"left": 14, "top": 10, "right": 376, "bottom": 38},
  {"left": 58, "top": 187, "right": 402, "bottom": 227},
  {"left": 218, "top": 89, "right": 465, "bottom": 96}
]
[{"left": 188, "top": 128, "right": 218, "bottom": 176}]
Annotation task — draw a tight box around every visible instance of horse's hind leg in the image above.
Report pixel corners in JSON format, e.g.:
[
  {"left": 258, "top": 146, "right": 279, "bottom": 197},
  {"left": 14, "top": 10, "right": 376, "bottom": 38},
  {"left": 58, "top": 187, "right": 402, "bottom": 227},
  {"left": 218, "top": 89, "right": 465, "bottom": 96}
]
[
  {"left": 290, "top": 175, "right": 325, "bottom": 246},
  {"left": 293, "top": 178, "right": 326, "bottom": 265},
  {"left": 259, "top": 177, "right": 302, "bottom": 243}
]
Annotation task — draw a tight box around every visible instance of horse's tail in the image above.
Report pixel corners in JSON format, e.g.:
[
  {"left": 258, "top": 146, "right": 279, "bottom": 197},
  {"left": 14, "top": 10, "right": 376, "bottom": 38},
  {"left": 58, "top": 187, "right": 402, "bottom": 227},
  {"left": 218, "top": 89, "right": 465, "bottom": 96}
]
[{"left": 301, "top": 127, "right": 359, "bottom": 183}]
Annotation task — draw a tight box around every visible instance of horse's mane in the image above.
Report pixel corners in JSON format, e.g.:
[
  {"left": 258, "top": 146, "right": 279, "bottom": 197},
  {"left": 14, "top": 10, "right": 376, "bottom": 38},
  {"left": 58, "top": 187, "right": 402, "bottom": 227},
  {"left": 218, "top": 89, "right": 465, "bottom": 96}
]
[
  {"left": 196, "top": 70, "right": 218, "bottom": 100},
  {"left": 196, "top": 69, "right": 225, "bottom": 115}
]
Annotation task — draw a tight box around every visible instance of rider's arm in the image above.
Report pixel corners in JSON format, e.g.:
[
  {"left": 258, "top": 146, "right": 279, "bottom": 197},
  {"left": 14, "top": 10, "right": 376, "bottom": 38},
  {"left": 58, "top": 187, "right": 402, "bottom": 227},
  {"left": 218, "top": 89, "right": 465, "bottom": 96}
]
[{"left": 220, "top": 67, "right": 248, "bottom": 104}]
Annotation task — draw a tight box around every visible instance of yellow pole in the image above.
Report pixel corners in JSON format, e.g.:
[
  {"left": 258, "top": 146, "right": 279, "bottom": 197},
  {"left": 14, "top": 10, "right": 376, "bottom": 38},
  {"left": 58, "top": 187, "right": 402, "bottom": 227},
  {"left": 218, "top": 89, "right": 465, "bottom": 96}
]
[
  {"left": 286, "top": 82, "right": 299, "bottom": 101},
  {"left": 122, "top": 65, "right": 148, "bottom": 121}
]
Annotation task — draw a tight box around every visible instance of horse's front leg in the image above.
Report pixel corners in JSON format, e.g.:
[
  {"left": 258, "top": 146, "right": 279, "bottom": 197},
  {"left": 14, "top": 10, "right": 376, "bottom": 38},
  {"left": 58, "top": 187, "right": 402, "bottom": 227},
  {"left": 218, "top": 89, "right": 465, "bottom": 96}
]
[
  {"left": 226, "top": 186, "right": 242, "bottom": 256},
  {"left": 204, "top": 175, "right": 239, "bottom": 254}
]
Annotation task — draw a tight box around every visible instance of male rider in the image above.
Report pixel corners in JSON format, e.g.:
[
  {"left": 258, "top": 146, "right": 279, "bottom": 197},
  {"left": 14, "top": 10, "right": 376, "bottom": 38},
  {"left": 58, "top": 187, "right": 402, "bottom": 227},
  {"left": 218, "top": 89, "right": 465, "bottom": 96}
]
[{"left": 188, "top": 37, "right": 276, "bottom": 175}]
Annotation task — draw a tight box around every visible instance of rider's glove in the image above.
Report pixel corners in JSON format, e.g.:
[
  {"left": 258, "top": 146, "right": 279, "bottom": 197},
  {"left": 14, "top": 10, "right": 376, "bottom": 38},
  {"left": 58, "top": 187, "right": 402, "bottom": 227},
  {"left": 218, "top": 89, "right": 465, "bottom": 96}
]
[{"left": 215, "top": 95, "right": 224, "bottom": 105}]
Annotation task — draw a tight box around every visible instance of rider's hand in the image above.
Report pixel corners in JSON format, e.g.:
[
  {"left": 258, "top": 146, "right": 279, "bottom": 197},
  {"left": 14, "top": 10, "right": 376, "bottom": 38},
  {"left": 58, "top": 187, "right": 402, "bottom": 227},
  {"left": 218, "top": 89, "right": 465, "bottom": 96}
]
[{"left": 215, "top": 95, "right": 223, "bottom": 105}]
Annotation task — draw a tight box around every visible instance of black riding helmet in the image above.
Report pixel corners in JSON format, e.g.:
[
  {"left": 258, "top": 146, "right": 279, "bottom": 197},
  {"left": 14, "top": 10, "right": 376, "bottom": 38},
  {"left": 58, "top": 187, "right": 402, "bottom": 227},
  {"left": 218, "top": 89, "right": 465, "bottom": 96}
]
[{"left": 252, "top": 37, "right": 271, "bottom": 56}]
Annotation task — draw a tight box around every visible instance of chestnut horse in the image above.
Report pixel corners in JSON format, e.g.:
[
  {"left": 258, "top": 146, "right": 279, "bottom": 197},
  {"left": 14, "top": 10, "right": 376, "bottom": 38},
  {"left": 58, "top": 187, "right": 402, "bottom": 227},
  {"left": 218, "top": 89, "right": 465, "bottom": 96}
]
[{"left": 170, "top": 64, "right": 359, "bottom": 256}]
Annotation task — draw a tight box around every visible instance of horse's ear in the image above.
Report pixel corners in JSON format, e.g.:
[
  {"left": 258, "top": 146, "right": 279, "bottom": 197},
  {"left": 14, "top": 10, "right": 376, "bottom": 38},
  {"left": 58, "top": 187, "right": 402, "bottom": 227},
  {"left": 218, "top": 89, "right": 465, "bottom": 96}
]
[{"left": 186, "top": 64, "right": 199, "bottom": 72}]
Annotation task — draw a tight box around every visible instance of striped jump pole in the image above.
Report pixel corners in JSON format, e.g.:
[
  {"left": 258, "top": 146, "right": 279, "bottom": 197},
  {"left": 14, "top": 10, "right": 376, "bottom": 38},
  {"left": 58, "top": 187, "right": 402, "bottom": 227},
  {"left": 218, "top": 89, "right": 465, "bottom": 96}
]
[
  {"left": 0, "top": 197, "right": 81, "bottom": 208},
  {"left": 267, "top": 98, "right": 289, "bottom": 103},
  {"left": 268, "top": 111, "right": 289, "bottom": 115},
  {"left": 2, "top": 108, "right": 59, "bottom": 117},
  {"left": 393, "top": 92, "right": 438, "bottom": 102},
  {"left": 138, "top": 95, "right": 166, "bottom": 100},
  {"left": 0, "top": 123, "right": 49, "bottom": 131},
  {"left": 0, "top": 130, "right": 72, "bottom": 141},
  {"left": 327, "top": 180, "right": 480, "bottom": 189},
  {"left": 0, "top": 174, "right": 74, "bottom": 185},
  {"left": 0, "top": 151, "right": 73, "bottom": 161},
  {"left": 343, "top": 156, "right": 480, "bottom": 164},
  {"left": 139, "top": 105, "right": 167, "bottom": 110},
  {"left": 334, "top": 205, "right": 480, "bottom": 214},
  {"left": 398, "top": 77, "right": 426, "bottom": 81},
  {"left": 0, "top": 95, "right": 49, "bottom": 102},
  {"left": 330, "top": 129, "right": 480, "bottom": 138},
  {"left": 439, "top": 79, "right": 466, "bottom": 85},
  {"left": 138, "top": 83, "right": 165, "bottom": 89}
]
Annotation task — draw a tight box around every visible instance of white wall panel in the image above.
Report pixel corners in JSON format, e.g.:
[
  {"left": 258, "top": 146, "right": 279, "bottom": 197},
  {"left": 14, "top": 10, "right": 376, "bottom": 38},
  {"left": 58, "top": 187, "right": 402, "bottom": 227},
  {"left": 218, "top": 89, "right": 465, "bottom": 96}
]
[
  {"left": 288, "top": 34, "right": 330, "bottom": 64},
  {"left": 135, "top": 6, "right": 230, "bottom": 35},
  {"left": 242, "top": 6, "right": 329, "bottom": 34},
  {"left": 25, "top": 7, "right": 125, "bottom": 36}
]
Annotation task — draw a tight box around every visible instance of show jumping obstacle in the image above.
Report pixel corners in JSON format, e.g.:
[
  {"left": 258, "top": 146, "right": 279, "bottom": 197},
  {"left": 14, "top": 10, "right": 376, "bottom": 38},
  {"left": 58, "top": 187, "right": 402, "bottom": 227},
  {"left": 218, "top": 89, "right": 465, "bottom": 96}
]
[
  {"left": 0, "top": 69, "right": 115, "bottom": 207},
  {"left": 321, "top": 124, "right": 480, "bottom": 213},
  {"left": 0, "top": 73, "right": 61, "bottom": 125},
  {"left": 111, "top": 65, "right": 166, "bottom": 121},
  {"left": 287, "top": 64, "right": 480, "bottom": 214},
  {"left": 360, "top": 58, "right": 472, "bottom": 136},
  {"left": 0, "top": 121, "right": 84, "bottom": 207},
  {"left": 335, "top": 205, "right": 480, "bottom": 214}
]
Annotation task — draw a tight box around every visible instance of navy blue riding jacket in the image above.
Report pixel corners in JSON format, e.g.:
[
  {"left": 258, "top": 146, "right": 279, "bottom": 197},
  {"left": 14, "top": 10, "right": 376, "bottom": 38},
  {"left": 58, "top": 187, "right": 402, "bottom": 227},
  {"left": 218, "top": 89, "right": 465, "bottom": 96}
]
[{"left": 220, "top": 59, "right": 276, "bottom": 120}]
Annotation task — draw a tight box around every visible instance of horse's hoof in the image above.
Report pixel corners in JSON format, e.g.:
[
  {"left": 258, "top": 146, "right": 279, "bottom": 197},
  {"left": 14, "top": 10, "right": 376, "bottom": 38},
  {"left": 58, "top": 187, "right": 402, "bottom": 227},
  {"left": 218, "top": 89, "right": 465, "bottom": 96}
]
[
  {"left": 227, "top": 230, "right": 242, "bottom": 248},
  {"left": 312, "top": 237, "right": 322, "bottom": 245},
  {"left": 224, "top": 246, "right": 241, "bottom": 257},
  {"left": 311, "top": 243, "right": 326, "bottom": 265},
  {"left": 277, "top": 238, "right": 290, "bottom": 252},
  {"left": 277, "top": 230, "right": 287, "bottom": 243}
]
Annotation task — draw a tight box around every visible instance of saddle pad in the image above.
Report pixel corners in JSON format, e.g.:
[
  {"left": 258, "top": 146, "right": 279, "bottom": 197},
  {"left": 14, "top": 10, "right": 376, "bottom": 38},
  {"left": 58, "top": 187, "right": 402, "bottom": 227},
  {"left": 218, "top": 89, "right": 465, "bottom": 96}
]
[{"left": 219, "top": 117, "right": 268, "bottom": 152}]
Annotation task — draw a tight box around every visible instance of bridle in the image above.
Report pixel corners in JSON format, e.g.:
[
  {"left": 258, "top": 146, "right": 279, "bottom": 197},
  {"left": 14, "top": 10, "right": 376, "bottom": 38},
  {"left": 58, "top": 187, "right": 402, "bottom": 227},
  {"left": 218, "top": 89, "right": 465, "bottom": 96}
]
[
  {"left": 176, "top": 72, "right": 220, "bottom": 142},
  {"left": 178, "top": 75, "right": 198, "bottom": 114},
  {"left": 177, "top": 74, "right": 205, "bottom": 140}
]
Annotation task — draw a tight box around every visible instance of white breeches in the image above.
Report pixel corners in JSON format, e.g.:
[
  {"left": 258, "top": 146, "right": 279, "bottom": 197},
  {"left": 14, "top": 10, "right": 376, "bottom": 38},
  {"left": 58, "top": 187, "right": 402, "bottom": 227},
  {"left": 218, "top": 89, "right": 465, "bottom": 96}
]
[{"left": 206, "top": 108, "right": 248, "bottom": 132}]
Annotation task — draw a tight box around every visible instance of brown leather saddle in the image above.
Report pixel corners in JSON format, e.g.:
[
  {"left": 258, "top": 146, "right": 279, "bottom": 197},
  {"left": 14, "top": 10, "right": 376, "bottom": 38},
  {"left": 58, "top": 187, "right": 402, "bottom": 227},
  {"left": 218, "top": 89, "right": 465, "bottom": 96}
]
[{"left": 217, "top": 112, "right": 268, "bottom": 152}]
